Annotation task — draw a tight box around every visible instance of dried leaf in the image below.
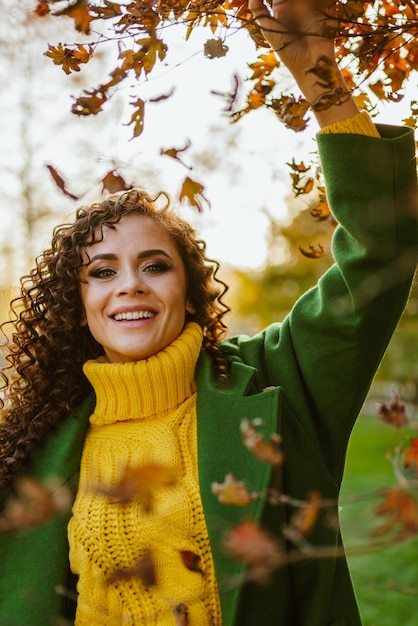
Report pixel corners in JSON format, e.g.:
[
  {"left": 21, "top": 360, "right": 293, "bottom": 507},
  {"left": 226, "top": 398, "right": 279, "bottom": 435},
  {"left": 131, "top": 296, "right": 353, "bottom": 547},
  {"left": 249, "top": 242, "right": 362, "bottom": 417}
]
[
  {"left": 53, "top": 0, "right": 93, "bottom": 35},
  {"left": 160, "top": 140, "right": 192, "bottom": 169},
  {"left": 404, "top": 438, "right": 418, "bottom": 474},
  {"left": 271, "top": 95, "right": 310, "bottom": 132},
  {"left": 376, "top": 391, "right": 408, "bottom": 429},
  {"left": 46, "top": 164, "right": 80, "bottom": 201},
  {"left": 179, "top": 550, "right": 203, "bottom": 574},
  {"left": 44, "top": 43, "right": 93, "bottom": 75},
  {"left": 34, "top": 1, "right": 50, "bottom": 17},
  {"left": 125, "top": 98, "right": 145, "bottom": 138},
  {"left": 101, "top": 170, "right": 133, "bottom": 194},
  {"left": 283, "top": 492, "right": 321, "bottom": 542},
  {"left": 240, "top": 418, "right": 284, "bottom": 466},
  {"left": 211, "top": 473, "right": 256, "bottom": 506},
  {"left": 306, "top": 55, "right": 339, "bottom": 89},
  {"left": 97, "top": 463, "right": 177, "bottom": 511},
  {"left": 108, "top": 548, "right": 156, "bottom": 586},
  {"left": 0, "top": 476, "right": 72, "bottom": 532},
  {"left": 179, "top": 176, "right": 209, "bottom": 211},
  {"left": 372, "top": 488, "right": 418, "bottom": 541},
  {"left": 204, "top": 38, "right": 229, "bottom": 59},
  {"left": 298, "top": 243, "right": 326, "bottom": 259},
  {"left": 223, "top": 520, "right": 283, "bottom": 583}
]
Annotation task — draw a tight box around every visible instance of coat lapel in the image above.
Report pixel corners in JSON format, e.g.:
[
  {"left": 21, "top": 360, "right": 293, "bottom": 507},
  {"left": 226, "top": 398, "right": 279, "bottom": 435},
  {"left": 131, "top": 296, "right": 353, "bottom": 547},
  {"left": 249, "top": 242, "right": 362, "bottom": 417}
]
[{"left": 195, "top": 352, "right": 283, "bottom": 626}]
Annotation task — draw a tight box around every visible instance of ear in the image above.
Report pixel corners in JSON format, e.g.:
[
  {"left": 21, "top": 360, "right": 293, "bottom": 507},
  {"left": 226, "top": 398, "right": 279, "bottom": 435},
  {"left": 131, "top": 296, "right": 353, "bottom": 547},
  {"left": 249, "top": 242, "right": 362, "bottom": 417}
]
[{"left": 186, "top": 298, "right": 196, "bottom": 315}]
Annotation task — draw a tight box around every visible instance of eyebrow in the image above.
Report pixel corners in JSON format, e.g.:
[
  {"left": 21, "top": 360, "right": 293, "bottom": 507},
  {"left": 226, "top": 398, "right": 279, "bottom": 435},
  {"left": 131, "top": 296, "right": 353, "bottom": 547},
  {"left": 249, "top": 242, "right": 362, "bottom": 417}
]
[{"left": 86, "top": 249, "right": 172, "bottom": 264}]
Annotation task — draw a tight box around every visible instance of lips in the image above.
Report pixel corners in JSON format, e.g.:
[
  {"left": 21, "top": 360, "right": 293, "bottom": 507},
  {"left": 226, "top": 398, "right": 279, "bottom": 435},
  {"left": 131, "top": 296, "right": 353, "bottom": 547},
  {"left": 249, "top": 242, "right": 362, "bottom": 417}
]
[{"left": 113, "top": 310, "right": 155, "bottom": 321}]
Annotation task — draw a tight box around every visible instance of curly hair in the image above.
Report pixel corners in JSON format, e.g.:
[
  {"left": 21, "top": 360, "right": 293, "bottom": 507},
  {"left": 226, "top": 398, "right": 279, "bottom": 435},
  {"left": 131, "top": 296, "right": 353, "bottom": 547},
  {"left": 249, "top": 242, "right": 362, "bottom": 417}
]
[{"left": 0, "top": 189, "right": 230, "bottom": 487}]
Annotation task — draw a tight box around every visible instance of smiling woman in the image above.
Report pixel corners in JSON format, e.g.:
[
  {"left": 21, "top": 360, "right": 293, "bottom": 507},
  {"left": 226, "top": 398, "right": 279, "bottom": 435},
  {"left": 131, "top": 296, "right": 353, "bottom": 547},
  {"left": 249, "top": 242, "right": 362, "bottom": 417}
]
[{"left": 0, "top": 1, "right": 417, "bottom": 626}]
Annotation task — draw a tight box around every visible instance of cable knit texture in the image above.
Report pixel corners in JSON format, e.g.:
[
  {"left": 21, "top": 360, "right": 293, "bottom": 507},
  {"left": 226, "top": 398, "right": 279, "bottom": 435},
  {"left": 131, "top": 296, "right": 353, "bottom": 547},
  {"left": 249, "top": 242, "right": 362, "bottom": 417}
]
[
  {"left": 319, "top": 110, "right": 380, "bottom": 137},
  {"left": 68, "top": 323, "right": 222, "bottom": 625}
]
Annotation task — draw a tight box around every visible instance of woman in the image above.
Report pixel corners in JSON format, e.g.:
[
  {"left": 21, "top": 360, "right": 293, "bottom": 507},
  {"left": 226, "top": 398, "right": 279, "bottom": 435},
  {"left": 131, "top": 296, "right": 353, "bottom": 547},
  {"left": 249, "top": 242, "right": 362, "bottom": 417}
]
[{"left": 1, "top": 1, "right": 417, "bottom": 625}]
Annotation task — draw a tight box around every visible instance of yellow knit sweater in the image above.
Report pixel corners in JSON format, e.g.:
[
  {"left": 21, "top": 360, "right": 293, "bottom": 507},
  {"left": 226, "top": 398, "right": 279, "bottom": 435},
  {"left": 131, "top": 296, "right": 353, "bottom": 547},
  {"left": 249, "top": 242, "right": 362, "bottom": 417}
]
[{"left": 68, "top": 323, "right": 222, "bottom": 625}]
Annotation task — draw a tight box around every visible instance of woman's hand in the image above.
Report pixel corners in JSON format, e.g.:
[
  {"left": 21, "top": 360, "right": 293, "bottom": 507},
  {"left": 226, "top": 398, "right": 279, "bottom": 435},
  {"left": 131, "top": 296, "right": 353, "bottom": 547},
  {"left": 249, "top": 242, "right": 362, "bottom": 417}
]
[{"left": 249, "top": 0, "right": 360, "bottom": 127}]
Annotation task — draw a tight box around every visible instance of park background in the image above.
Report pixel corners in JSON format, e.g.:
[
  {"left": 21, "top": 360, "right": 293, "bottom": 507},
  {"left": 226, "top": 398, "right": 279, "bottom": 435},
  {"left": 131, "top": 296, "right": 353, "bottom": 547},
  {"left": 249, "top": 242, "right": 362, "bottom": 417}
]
[{"left": 1, "top": 2, "right": 418, "bottom": 624}]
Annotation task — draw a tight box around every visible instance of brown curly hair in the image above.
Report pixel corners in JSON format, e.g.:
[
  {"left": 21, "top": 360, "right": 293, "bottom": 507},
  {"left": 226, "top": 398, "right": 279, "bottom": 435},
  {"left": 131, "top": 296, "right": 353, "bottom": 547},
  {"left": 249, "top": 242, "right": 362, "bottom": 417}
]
[{"left": 0, "top": 189, "right": 230, "bottom": 487}]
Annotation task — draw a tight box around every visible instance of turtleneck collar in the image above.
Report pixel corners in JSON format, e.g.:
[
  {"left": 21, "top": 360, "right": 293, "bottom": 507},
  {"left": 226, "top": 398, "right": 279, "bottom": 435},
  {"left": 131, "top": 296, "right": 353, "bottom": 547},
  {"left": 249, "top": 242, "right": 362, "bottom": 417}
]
[{"left": 83, "top": 322, "right": 203, "bottom": 425}]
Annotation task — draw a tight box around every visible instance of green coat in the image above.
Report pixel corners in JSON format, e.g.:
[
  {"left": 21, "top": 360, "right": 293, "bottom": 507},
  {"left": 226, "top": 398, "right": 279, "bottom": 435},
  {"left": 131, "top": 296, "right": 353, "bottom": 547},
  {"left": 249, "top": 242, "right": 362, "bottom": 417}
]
[{"left": 1, "top": 126, "right": 417, "bottom": 626}]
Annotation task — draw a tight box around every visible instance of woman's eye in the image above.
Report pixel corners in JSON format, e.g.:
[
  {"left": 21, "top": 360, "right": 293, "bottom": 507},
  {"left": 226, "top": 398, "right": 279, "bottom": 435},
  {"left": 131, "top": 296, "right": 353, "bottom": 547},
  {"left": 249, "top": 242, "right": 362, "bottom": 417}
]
[
  {"left": 144, "top": 262, "right": 170, "bottom": 273},
  {"left": 90, "top": 267, "right": 116, "bottom": 279}
]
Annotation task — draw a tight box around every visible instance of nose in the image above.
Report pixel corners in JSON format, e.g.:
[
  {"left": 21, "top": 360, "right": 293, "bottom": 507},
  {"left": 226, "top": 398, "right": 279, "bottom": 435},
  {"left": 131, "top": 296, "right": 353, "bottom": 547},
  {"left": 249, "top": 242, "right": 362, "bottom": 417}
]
[{"left": 117, "top": 268, "right": 149, "bottom": 296}]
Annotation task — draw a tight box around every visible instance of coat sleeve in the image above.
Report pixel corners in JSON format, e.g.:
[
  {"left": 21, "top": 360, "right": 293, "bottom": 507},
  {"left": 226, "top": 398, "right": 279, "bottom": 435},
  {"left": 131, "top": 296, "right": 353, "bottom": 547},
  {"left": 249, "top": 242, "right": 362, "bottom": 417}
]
[{"left": 224, "top": 125, "right": 418, "bottom": 483}]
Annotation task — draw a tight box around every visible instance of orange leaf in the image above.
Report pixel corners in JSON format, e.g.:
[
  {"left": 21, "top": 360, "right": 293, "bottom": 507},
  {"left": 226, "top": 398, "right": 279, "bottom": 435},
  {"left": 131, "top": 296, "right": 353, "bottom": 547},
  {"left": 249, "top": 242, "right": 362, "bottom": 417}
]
[
  {"left": 179, "top": 176, "right": 209, "bottom": 211},
  {"left": 97, "top": 463, "right": 177, "bottom": 511},
  {"left": 404, "top": 438, "right": 418, "bottom": 473},
  {"left": 372, "top": 488, "right": 418, "bottom": 541},
  {"left": 160, "top": 140, "right": 192, "bottom": 169},
  {"left": 46, "top": 164, "right": 80, "bottom": 200},
  {"left": 53, "top": 0, "right": 93, "bottom": 34},
  {"left": 298, "top": 243, "right": 326, "bottom": 259},
  {"left": 376, "top": 391, "right": 408, "bottom": 429},
  {"left": 240, "top": 418, "right": 284, "bottom": 466},
  {"left": 45, "top": 43, "right": 93, "bottom": 75},
  {"left": 283, "top": 491, "right": 322, "bottom": 542},
  {"left": 101, "top": 170, "right": 133, "bottom": 194},
  {"left": 125, "top": 98, "right": 145, "bottom": 138},
  {"left": 34, "top": 1, "right": 50, "bottom": 17},
  {"left": 211, "top": 473, "right": 256, "bottom": 506}
]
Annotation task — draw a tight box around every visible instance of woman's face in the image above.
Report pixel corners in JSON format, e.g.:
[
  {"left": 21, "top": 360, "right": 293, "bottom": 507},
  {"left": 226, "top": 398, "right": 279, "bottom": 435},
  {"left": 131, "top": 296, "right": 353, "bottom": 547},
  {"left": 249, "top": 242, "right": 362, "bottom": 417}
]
[{"left": 79, "top": 214, "right": 193, "bottom": 363}]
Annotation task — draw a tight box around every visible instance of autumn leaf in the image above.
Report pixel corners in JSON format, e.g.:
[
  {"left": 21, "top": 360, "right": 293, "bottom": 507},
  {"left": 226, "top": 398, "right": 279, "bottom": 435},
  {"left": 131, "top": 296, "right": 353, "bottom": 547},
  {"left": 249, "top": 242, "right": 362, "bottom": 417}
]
[
  {"left": 211, "top": 473, "right": 256, "bottom": 506},
  {"left": 0, "top": 476, "right": 72, "bottom": 532},
  {"left": 298, "top": 243, "right": 326, "bottom": 259},
  {"left": 179, "top": 550, "right": 203, "bottom": 574},
  {"left": 286, "top": 158, "right": 310, "bottom": 173},
  {"left": 52, "top": 0, "right": 93, "bottom": 35},
  {"left": 376, "top": 391, "right": 408, "bottom": 429},
  {"left": 101, "top": 170, "right": 133, "bottom": 194},
  {"left": 97, "top": 463, "right": 177, "bottom": 511},
  {"left": 372, "top": 488, "right": 418, "bottom": 542},
  {"left": 204, "top": 38, "right": 229, "bottom": 59},
  {"left": 46, "top": 164, "right": 80, "bottom": 201},
  {"left": 34, "top": 1, "right": 50, "bottom": 17},
  {"left": 240, "top": 418, "right": 284, "bottom": 466},
  {"left": 44, "top": 43, "right": 94, "bottom": 75},
  {"left": 271, "top": 95, "right": 310, "bottom": 132},
  {"left": 125, "top": 98, "right": 145, "bottom": 138},
  {"left": 310, "top": 201, "right": 332, "bottom": 221},
  {"left": 404, "top": 438, "right": 418, "bottom": 474},
  {"left": 108, "top": 548, "right": 156, "bottom": 586},
  {"left": 179, "top": 176, "right": 209, "bottom": 211},
  {"left": 223, "top": 520, "right": 283, "bottom": 583},
  {"left": 283, "top": 491, "right": 322, "bottom": 543},
  {"left": 160, "top": 140, "right": 192, "bottom": 169},
  {"left": 71, "top": 90, "right": 107, "bottom": 116},
  {"left": 306, "top": 56, "right": 340, "bottom": 89}
]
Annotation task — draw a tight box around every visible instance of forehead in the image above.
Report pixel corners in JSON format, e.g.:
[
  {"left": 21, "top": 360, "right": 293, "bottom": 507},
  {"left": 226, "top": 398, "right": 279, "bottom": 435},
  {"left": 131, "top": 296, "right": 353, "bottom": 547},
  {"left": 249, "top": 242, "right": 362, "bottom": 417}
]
[{"left": 88, "top": 214, "right": 177, "bottom": 250}]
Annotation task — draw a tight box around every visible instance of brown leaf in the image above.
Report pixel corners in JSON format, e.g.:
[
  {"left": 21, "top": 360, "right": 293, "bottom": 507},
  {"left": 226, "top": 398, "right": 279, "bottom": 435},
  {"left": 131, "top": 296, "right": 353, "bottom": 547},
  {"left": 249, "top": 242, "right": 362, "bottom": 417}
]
[
  {"left": 372, "top": 488, "right": 418, "bottom": 542},
  {"left": 108, "top": 548, "right": 156, "bottom": 586},
  {"left": 240, "top": 418, "right": 284, "bottom": 466},
  {"left": 204, "top": 38, "right": 229, "bottom": 59},
  {"left": 97, "top": 463, "right": 177, "bottom": 511},
  {"left": 160, "top": 140, "right": 192, "bottom": 169},
  {"left": 376, "top": 391, "right": 408, "bottom": 429},
  {"left": 53, "top": 0, "right": 93, "bottom": 35},
  {"left": 179, "top": 550, "right": 203, "bottom": 574},
  {"left": 46, "top": 164, "right": 80, "bottom": 201},
  {"left": 44, "top": 43, "right": 93, "bottom": 75},
  {"left": 179, "top": 176, "right": 210, "bottom": 211},
  {"left": 125, "top": 98, "right": 145, "bottom": 138},
  {"left": 283, "top": 491, "right": 322, "bottom": 542},
  {"left": 223, "top": 520, "right": 283, "bottom": 583},
  {"left": 298, "top": 243, "right": 326, "bottom": 259},
  {"left": 71, "top": 90, "right": 107, "bottom": 116},
  {"left": 101, "top": 170, "right": 133, "bottom": 194},
  {"left": 34, "top": 1, "right": 50, "bottom": 17},
  {"left": 271, "top": 95, "right": 310, "bottom": 132},
  {"left": 211, "top": 473, "right": 256, "bottom": 506}
]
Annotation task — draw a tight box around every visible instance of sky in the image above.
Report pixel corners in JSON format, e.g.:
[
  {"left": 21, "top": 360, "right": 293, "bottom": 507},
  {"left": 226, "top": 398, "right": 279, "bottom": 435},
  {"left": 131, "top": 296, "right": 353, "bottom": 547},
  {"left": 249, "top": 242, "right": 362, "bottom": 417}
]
[{"left": 0, "top": 3, "right": 415, "bottom": 283}]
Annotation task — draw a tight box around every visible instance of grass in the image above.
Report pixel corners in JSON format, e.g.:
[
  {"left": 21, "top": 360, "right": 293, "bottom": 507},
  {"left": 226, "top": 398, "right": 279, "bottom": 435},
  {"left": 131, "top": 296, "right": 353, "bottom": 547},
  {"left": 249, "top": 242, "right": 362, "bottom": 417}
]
[{"left": 340, "top": 413, "right": 418, "bottom": 626}]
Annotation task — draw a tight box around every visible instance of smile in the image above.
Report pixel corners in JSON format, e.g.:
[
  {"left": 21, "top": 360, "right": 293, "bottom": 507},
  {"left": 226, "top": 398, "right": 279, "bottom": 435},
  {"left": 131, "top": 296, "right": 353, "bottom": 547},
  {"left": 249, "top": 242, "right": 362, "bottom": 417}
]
[{"left": 113, "top": 311, "right": 155, "bottom": 321}]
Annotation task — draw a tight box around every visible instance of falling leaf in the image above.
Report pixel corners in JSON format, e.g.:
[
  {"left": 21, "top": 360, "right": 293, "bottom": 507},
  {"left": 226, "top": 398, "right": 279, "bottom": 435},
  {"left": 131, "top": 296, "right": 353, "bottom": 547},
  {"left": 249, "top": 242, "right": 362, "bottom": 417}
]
[
  {"left": 108, "top": 548, "right": 156, "bottom": 586},
  {"left": 101, "top": 170, "right": 133, "bottom": 194},
  {"left": 149, "top": 88, "right": 176, "bottom": 103},
  {"left": 34, "top": 1, "right": 50, "bottom": 17},
  {"left": 174, "top": 603, "right": 189, "bottom": 626},
  {"left": 125, "top": 98, "right": 145, "bottom": 138},
  {"left": 72, "top": 89, "right": 107, "bottom": 116},
  {"left": 271, "top": 95, "right": 310, "bottom": 132},
  {"left": 44, "top": 43, "right": 94, "bottom": 75},
  {"left": 179, "top": 176, "right": 210, "bottom": 211},
  {"left": 160, "top": 140, "right": 192, "bottom": 169},
  {"left": 97, "top": 463, "right": 177, "bottom": 511},
  {"left": 53, "top": 0, "right": 93, "bottom": 35},
  {"left": 211, "top": 473, "right": 256, "bottom": 506},
  {"left": 286, "top": 158, "right": 310, "bottom": 174},
  {"left": 0, "top": 476, "right": 72, "bottom": 532},
  {"left": 179, "top": 551, "right": 203, "bottom": 574},
  {"left": 404, "top": 438, "right": 418, "bottom": 474},
  {"left": 310, "top": 201, "right": 332, "bottom": 221},
  {"left": 283, "top": 492, "right": 322, "bottom": 542},
  {"left": 298, "top": 243, "right": 326, "bottom": 259},
  {"left": 223, "top": 520, "right": 283, "bottom": 583},
  {"left": 372, "top": 488, "right": 418, "bottom": 542},
  {"left": 204, "top": 38, "right": 229, "bottom": 59},
  {"left": 240, "top": 418, "right": 284, "bottom": 466},
  {"left": 376, "top": 391, "right": 408, "bottom": 429},
  {"left": 46, "top": 164, "right": 80, "bottom": 201}
]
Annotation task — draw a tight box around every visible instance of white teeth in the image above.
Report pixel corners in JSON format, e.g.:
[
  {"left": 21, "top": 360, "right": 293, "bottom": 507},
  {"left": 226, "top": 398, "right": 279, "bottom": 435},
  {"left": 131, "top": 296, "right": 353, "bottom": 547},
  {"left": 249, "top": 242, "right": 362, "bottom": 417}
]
[{"left": 113, "top": 311, "right": 154, "bottom": 321}]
